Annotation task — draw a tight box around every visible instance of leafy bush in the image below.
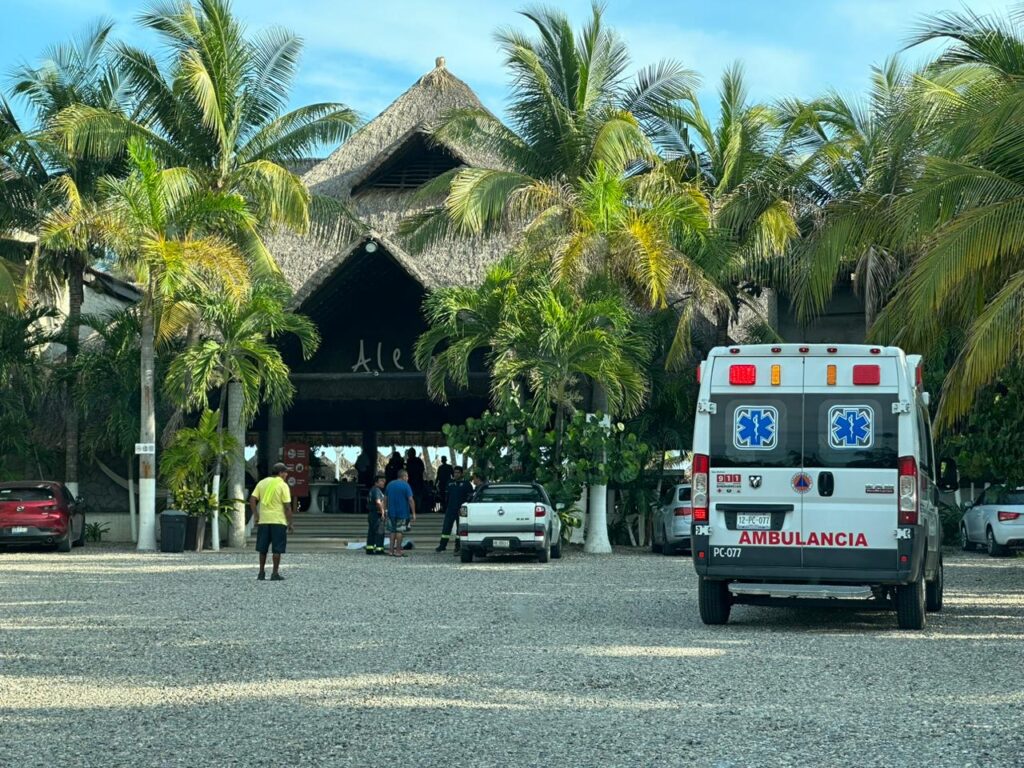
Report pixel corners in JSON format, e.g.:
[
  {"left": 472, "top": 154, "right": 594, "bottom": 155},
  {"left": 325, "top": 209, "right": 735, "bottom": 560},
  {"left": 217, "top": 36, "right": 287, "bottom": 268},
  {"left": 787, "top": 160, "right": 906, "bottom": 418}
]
[{"left": 85, "top": 521, "right": 110, "bottom": 542}]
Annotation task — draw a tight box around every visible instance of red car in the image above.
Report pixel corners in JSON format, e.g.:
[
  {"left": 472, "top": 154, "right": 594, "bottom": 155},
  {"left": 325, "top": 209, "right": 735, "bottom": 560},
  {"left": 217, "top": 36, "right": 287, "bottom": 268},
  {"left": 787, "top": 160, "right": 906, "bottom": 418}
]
[{"left": 0, "top": 481, "right": 85, "bottom": 552}]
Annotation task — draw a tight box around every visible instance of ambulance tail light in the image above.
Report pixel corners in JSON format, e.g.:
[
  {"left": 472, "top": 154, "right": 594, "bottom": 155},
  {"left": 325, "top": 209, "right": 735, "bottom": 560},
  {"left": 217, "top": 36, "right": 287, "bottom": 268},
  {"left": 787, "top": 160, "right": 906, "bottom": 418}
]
[
  {"left": 898, "top": 456, "right": 918, "bottom": 525},
  {"left": 998, "top": 511, "right": 1021, "bottom": 522},
  {"left": 459, "top": 505, "right": 469, "bottom": 518},
  {"left": 729, "top": 365, "right": 756, "bottom": 386},
  {"left": 853, "top": 364, "right": 881, "bottom": 385},
  {"left": 692, "top": 454, "right": 709, "bottom": 522}
]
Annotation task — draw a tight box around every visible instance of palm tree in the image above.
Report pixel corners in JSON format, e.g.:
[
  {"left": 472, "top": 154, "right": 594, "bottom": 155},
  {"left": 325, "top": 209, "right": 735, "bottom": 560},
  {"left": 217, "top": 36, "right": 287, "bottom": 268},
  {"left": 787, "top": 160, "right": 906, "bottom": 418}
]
[
  {"left": 44, "top": 136, "right": 250, "bottom": 549},
  {"left": 165, "top": 276, "right": 319, "bottom": 548},
  {"left": 53, "top": 0, "right": 360, "bottom": 272},
  {"left": 784, "top": 59, "right": 930, "bottom": 328},
  {"left": 8, "top": 20, "right": 129, "bottom": 497},
  {"left": 872, "top": 8, "right": 1024, "bottom": 425}
]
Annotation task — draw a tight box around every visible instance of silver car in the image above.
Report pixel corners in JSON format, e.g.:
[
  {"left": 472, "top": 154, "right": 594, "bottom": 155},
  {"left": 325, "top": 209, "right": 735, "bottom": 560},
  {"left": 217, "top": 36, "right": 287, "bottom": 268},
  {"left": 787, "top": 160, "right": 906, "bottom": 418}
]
[
  {"left": 961, "top": 485, "right": 1024, "bottom": 557},
  {"left": 651, "top": 484, "right": 692, "bottom": 555}
]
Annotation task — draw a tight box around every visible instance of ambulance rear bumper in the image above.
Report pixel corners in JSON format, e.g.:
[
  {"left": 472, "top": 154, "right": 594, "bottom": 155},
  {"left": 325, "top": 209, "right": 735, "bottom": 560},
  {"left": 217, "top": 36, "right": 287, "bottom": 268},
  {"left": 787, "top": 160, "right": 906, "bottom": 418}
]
[{"left": 692, "top": 525, "right": 926, "bottom": 585}]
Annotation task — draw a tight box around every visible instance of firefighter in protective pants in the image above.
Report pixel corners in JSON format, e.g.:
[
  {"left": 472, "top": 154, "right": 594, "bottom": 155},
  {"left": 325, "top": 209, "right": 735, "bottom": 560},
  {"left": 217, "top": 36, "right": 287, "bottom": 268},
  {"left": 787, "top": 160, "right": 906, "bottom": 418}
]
[{"left": 436, "top": 466, "right": 472, "bottom": 552}]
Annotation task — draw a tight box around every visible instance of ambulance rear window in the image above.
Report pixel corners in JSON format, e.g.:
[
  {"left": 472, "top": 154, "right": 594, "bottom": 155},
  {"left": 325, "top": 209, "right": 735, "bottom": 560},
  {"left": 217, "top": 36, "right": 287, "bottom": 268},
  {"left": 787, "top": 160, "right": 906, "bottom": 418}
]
[
  {"left": 708, "top": 396, "right": 803, "bottom": 468},
  {"left": 804, "top": 394, "right": 899, "bottom": 469}
]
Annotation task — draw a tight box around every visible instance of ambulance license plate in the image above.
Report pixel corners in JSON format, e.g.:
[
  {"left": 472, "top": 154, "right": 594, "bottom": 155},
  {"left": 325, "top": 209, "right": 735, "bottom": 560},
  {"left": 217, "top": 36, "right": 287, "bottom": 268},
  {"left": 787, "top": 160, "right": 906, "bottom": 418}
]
[
  {"left": 492, "top": 539, "right": 509, "bottom": 548},
  {"left": 736, "top": 514, "right": 771, "bottom": 530},
  {"left": 11, "top": 527, "right": 28, "bottom": 534}
]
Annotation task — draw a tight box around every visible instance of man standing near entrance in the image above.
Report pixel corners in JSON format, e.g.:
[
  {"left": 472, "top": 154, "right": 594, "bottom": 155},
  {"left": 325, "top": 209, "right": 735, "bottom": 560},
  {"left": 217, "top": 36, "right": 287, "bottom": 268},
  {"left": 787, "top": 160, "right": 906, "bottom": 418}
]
[
  {"left": 386, "top": 469, "right": 416, "bottom": 557},
  {"left": 250, "top": 462, "right": 295, "bottom": 580},
  {"left": 366, "top": 473, "right": 387, "bottom": 555},
  {"left": 435, "top": 456, "right": 453, "bottom": 513},
  {"left": 436, "top": 465, "right": 471, "bottom": 552},
  {"left": 405, "top": 448, "right": 425, "bottom": 514}
]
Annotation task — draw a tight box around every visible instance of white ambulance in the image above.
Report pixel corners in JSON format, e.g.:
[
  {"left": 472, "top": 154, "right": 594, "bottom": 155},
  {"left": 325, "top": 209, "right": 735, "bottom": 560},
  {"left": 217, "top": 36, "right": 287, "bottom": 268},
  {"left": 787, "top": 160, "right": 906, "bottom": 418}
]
[{"left": 691, "top": 344, "right": 947, "bottom": 630}]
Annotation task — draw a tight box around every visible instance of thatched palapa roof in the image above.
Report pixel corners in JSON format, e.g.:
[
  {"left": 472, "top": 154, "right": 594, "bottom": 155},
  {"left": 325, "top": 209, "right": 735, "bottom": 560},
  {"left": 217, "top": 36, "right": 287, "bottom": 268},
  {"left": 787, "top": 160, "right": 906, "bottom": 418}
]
[{"left": 272, "top": 57, "right": 513, "bottom": 308}]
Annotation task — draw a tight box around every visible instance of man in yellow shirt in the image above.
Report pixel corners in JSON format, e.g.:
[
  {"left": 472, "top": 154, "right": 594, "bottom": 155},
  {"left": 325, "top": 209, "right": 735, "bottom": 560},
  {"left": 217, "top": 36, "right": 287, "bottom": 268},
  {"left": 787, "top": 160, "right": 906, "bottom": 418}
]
[{"left": 250, "top": 462, "right": 295, "bottom": 581}]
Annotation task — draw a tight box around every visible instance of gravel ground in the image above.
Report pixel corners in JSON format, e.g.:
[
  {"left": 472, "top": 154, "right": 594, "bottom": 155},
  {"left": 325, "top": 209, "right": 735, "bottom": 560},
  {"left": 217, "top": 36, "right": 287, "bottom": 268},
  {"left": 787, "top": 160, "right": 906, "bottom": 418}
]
[{"left": 0, "top": 545, "right": 1022, "bottom": 768}]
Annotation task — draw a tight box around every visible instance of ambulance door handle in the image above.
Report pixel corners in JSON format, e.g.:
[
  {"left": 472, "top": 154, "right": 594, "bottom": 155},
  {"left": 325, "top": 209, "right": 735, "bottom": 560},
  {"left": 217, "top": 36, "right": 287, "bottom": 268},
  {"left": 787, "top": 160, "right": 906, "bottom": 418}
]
[{"left": 818, "top": 471, "right": 834, "bottom": 497}]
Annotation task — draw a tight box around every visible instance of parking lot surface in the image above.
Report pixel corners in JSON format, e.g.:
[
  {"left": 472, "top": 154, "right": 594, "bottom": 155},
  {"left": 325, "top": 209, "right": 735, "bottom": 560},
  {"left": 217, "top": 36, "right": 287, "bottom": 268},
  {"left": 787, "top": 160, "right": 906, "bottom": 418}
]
[{"left": 1, "top": 546, "right": 1022, "bottom": 767}]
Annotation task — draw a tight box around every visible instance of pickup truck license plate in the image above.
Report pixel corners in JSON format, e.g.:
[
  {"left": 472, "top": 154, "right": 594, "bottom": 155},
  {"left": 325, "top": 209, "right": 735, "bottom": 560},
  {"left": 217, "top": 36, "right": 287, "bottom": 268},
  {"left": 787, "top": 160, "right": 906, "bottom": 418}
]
[
  {"left": 736, "top": 514, "right": 771, "bottom": 530},
  {"left": 492, "top": 539, "right": 510, "bottom": 548},
  {"left": 11, "top": 527, "right": 28, "bottom": 534}
]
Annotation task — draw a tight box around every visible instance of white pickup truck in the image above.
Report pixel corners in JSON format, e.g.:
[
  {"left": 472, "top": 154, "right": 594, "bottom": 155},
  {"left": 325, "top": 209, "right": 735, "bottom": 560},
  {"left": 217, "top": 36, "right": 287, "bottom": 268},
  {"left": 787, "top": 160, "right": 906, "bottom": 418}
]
[{"left": 458, "top": 482, "right": 563, "bottom": 563}]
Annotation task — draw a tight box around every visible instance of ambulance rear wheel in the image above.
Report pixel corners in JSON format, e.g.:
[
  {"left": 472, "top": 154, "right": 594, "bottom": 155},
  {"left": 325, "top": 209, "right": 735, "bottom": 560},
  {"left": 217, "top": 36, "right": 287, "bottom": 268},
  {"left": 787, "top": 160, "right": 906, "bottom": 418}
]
[
  {"left": 896, "top": 577, "right": 925, "bottom": 630},
  {"left": 698, "top": 577, "right": 731, "bottom": 625},
  {"left": 925, "top": 554, "right": 944, "bottom": 612}
]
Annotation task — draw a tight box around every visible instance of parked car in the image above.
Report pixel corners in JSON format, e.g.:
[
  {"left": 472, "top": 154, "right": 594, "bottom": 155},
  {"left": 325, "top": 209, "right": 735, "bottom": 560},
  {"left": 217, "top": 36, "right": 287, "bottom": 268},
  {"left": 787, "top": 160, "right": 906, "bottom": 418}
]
[
  {"left": 961, "top": 485, "right": 1024, "bottom": 557},
  {"left": 651, "top": 483, "right": 692, "bottom": 555},
  {"left": 0, "top": 481, "right": 85, "bottom": 552},
  {"left": 458, "top": 482, "right": 562, "bottom": 563}
]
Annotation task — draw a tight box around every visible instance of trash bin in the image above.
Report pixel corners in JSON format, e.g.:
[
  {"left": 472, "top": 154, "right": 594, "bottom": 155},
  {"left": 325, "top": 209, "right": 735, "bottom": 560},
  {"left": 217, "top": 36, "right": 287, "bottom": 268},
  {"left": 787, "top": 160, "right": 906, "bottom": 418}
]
[{"left": 160, "top": 510, "right": 187, "bottom": 553}]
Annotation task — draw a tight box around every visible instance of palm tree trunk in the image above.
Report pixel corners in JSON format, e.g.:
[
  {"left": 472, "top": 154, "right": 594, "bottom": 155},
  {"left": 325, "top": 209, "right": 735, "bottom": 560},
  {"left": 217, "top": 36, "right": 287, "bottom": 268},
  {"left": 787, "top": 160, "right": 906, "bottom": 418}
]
[
  {"left": 227, "top": 379, "right": 246, "bottom": 548},
  {"left": 64, "top": 267, "right": 84, "bottom": 498},
  {"left": 127, "top": 456, "right": 138, "bottom": 544},
  {"left": 585, "top": 382, "right": 612, "bottom": 554},
  {"left": 209, "top": 382, "right": 228, "bottom": 552},
  {"left": 137, "top": 305, "right": 158, "bottom": 551}
]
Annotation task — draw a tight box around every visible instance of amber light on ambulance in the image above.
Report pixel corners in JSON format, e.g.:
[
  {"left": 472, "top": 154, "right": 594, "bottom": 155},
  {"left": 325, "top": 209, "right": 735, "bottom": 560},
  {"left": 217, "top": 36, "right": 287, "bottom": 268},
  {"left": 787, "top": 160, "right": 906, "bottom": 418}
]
[
  {"left": 898, "top": 456, "right": 918, "bottom": 525},
  {"left": 692, "top": 454, "right": 709, "bottom": 522}
]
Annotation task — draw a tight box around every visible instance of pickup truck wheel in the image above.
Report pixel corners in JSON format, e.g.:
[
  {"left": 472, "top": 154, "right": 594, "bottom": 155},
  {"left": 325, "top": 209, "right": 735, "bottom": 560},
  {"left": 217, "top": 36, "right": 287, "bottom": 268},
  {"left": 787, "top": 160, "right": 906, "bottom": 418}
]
[
  {"left": 960, "top": 525, "right": 976, "bottom": 552},
  {"left": 987, "top": 528, "right": 1008, "bottom": 557},
  {"left": 925, "top": 554, "right": 944, "bottom": 612},
  {"left": 460, "top": 547, "right": 473, "bottom": 564},
  {"left": 896, "top": 577, "right": 926, "bottom": 630},
  {"left": 551, "top": 538, "right": 562, "bottom": 559},
  {"left": 698, "top": 577, "right": 731, "bottom": 625},
  {"left": 537, "top": 537, "right": 550, "bottom": 563}
]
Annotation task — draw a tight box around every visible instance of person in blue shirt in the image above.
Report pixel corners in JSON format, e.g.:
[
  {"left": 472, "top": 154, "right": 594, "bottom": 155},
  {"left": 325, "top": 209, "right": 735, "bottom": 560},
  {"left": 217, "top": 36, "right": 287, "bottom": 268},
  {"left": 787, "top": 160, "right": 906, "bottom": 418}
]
[{"left": 385, "top": 469, "right": 416, "bottom": 557}]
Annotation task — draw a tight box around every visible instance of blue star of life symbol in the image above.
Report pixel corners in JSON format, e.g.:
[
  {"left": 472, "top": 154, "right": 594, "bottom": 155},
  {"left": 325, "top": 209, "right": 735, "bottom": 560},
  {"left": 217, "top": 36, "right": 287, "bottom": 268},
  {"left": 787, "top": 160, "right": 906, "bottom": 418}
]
[
  {"left": 829, "top": 405, "right": 873, "bottom": 449},
  {"left": 734, "top": 406, "right": 778, "bottom": 450}
]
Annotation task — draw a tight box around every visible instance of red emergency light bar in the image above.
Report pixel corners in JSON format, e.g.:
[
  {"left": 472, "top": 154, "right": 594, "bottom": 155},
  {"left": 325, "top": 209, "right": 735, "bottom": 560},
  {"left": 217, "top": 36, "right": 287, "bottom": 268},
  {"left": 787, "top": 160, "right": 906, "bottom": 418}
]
[
  {"left": 853, "top": 364, "right": 880, "bottom": 386},
  {"left": 729, "top": 364, "right": 757, "bottom": 386}
]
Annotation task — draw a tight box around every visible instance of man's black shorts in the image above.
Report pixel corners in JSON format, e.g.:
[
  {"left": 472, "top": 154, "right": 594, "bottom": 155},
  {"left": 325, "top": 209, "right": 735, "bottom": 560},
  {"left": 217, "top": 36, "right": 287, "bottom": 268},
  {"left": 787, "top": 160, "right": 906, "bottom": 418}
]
[{"left": 256, "top": 524, "right": 287, "bottom": 554}]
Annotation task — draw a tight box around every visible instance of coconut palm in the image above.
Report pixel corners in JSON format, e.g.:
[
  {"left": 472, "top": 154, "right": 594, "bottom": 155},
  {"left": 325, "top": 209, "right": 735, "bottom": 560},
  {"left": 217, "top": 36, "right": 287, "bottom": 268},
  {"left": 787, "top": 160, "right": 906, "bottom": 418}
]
[
  {"left": 7, "top": 20, "right": 130, "bottom": 497},
  {"left": 403, "top": 2, "right": 696, "bottom": 252},
  {"left": 53, "top": 0, "right": 360, "bottom": 271},
  {"left": 872, "top": 7, "right": 1024, "bottom": 425},
  {"left": 784, "top": 59, "right": 931, "bottom": 327},
  {"left": 164, "top": 276, "right": 319, "bottom": 548},
  {"left": 43, "top": 136, "right": 250, "bottom": 549}
]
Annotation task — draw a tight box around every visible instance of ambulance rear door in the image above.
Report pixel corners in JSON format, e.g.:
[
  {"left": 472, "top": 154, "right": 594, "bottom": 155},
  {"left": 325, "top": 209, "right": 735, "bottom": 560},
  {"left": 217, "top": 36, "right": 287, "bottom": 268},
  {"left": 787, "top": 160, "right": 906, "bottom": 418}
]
[
  {"left": 706, "top": 354, "right": 804, "bottom": 571},
  {"left": 800, "top": 354, "right": 901, "bottom": 572}
]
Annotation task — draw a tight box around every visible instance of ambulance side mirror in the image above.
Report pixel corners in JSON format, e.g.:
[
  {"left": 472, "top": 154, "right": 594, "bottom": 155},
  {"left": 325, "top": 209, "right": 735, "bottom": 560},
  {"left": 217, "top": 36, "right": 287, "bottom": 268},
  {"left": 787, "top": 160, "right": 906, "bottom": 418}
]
[{"left": 937, "top": 458, "right": 959, "bottom": 492}]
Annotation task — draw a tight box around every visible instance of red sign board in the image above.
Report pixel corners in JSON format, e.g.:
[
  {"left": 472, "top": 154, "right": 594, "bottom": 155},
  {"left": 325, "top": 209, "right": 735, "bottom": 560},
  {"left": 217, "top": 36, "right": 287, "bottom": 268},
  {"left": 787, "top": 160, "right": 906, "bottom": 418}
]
[{"left": 282, "top": 443, "right": 310, "bottom": 498}]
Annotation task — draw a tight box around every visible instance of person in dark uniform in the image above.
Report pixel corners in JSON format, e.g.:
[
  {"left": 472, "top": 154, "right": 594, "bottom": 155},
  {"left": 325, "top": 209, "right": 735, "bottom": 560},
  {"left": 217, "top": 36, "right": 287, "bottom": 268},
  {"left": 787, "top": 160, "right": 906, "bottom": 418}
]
[
  {"left": 406, "top": 448, "right": 426, "bottom": 514},
  {"left": 435, "top": 456, "right": 454, "bottom": 512},
  {"left": 385, "top": 450, "right": 404, "bottom": 483},
  {"left": 436, "top": 466, "right": 472, "bottom": 552},
  {"left": 365, "top": 473, "right": 386, "bottom": 555}
]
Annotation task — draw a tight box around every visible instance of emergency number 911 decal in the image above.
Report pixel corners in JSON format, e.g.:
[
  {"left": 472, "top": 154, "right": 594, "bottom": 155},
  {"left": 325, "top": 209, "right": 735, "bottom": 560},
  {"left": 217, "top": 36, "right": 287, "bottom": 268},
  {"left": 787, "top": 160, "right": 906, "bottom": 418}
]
[
  {"left": 828, "top": 405, "right": 874, "bottom": 449},
  {"left": 734, "top": 406, "right": 778, "bottom": 450}
]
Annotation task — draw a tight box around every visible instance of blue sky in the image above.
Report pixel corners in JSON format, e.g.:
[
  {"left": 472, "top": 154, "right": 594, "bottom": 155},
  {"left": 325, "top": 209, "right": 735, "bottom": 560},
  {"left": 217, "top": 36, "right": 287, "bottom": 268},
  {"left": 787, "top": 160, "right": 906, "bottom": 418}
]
[{"left": 0, "top": 0, "right": 1016, "bottom": 137}]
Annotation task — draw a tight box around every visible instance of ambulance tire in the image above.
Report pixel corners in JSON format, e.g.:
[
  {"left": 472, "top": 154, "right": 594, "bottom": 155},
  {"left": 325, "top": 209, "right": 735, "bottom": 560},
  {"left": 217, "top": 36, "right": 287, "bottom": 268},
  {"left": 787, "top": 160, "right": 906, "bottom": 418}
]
[
  {"left": 698, "top": 577, "right": 731, "bottom": 625},
  {"left": 925, "top": 554, "right": 944, "bottom": 612},
  {"left": 896, "top": 577, "right": 926, "bottom": 630}
]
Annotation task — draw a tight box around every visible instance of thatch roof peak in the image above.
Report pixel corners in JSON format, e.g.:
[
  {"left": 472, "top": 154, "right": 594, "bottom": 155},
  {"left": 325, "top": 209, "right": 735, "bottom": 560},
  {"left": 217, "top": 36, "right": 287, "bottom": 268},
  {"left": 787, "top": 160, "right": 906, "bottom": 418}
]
[{"left": 271, "top": 63, "right": 513, "bottom": 308}]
